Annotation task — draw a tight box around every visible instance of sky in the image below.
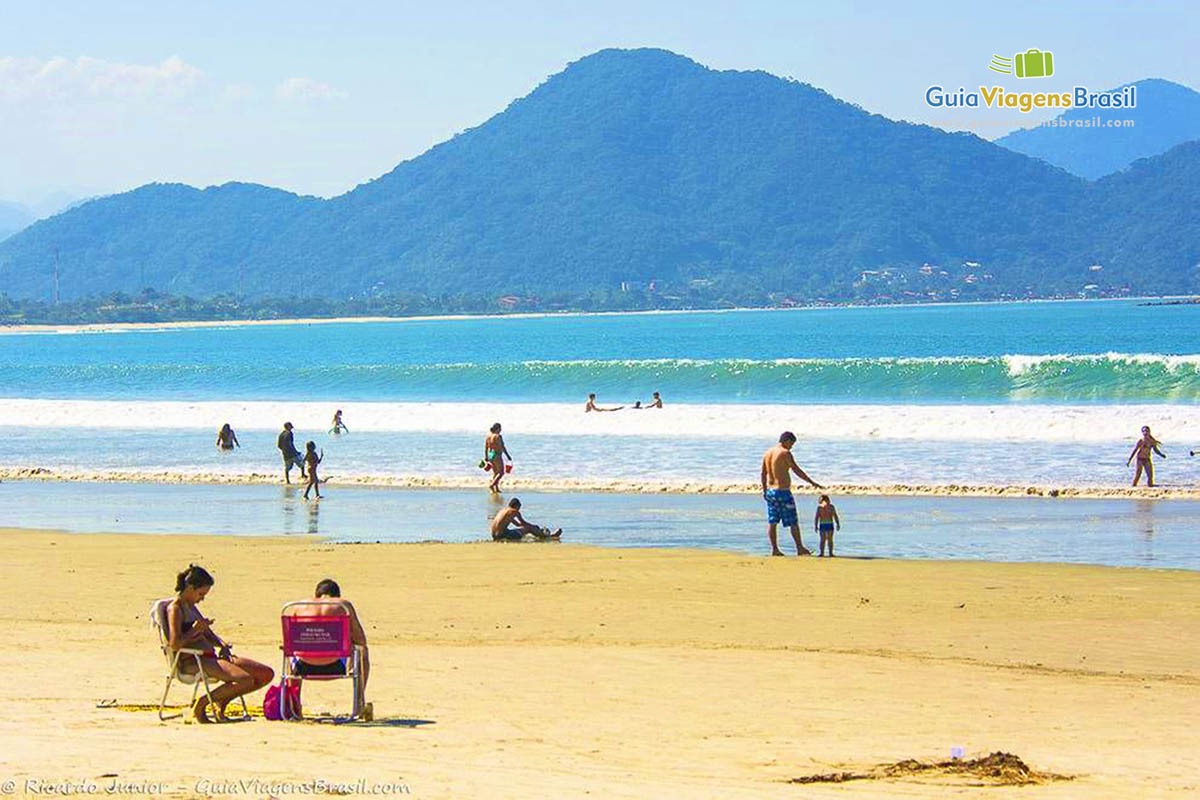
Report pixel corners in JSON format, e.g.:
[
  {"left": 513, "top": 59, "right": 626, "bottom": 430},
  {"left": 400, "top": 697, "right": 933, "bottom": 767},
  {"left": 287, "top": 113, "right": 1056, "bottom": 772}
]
[{"left": 0, "top": 0, "right": 1196, "bottom": 209}]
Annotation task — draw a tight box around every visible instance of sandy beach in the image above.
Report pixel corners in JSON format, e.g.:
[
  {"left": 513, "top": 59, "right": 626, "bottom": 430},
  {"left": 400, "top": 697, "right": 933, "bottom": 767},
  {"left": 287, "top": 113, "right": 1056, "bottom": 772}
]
[
  {"left": 0, "top": 296, "right": 1185, "bottom": 337},
  {"left": 1, "top": 529, "right": 1196, "bottom": 798}
]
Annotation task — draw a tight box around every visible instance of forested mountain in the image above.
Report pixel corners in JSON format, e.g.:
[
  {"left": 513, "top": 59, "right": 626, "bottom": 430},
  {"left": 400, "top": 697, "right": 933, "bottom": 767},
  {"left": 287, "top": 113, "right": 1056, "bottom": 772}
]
[{"left": 1, "top": 49, "right": 1196, "bottom": 309}]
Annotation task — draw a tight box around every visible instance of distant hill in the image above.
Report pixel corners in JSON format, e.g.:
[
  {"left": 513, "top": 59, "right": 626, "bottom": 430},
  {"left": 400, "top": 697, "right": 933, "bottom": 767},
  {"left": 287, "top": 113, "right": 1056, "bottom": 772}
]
[
  {"left": 1084, "top": 141, "right": 1200, "bottom": 287},
  {"left": 0, "top": 201, "right": 34, "bottom": 242},
  {"left": 995, "top": 79, "right": 1200, "bottom": 179},
  {"left": 0, "top": 49, "right": 1196, "bottom": 307},
  {"left": 0, "top": 193, "right": 90, "bottom": 243}
]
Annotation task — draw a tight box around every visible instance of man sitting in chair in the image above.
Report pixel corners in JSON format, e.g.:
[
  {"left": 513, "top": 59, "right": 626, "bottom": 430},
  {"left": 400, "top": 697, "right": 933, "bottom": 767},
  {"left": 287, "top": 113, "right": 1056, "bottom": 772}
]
[{"left": 285, "top": 579, "right": 370, "bottom": 698}]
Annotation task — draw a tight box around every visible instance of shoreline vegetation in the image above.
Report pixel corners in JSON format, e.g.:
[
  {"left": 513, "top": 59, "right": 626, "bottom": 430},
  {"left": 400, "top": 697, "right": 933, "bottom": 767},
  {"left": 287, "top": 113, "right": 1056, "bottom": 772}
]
[
  {"left": 4, "top": 467, "right": 1197, "bottom": 499},
  {"left": 2, "top": 529, "right": 1197, "bottom": 796},
  {"left": 1, "top": 292, "right": 1196, "bottom": 334}
]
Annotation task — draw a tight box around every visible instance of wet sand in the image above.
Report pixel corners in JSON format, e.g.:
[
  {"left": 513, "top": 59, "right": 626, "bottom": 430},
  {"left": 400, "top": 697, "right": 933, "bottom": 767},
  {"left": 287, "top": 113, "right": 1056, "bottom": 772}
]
[{"left": 0, "top": 528, "right": 1197, "bottom": 797}]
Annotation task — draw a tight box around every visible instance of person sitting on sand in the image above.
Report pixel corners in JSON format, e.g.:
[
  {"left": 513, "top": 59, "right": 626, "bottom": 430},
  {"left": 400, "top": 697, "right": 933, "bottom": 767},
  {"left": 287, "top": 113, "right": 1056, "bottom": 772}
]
[
  {"left": 330, "top": 409, "right": 348, "bottom": 434},
  {"left": 278, "top": 422, "right": 305, "bottom": 483},
  {"left": 484, "top": 423, "right": 512, "bottom": 493},
  {"left": 285, "top": 578, "right": 370, "bottom": 700},
  {"left": 215, "top": 423, "right": 240, "bottom": 450},
  {"left": 303, "top": 441, "right": 323, "bottom": 500},
  {"left": 167, "top": 564, "right": 274, "bottom": 723},
  {"left": 760, "top": 431, "right": 824, "bottom": 556},
  {"left": 814, "top": 494, "right": 841, "bottom": 557},
  {"left": 490, "top": 498, "right": 562, "bottom": 541},
  {"left": 1127, "top": 425, "right": 1167, "bottom": 487},
  {"left": 585, "top": 393, "right": 623, "bottom": 412}
]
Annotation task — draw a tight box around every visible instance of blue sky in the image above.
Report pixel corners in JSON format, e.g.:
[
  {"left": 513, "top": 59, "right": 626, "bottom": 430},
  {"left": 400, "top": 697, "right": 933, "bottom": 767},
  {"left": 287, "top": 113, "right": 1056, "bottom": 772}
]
[{"left": 1, "top": 0, "right": 1196, "bottom": 207}]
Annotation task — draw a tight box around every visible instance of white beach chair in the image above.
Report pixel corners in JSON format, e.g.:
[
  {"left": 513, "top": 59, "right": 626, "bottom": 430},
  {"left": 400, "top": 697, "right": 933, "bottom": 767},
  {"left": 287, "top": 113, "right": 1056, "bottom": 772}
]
[{"left": 149, "top": 598, "right": 247, "bottom": 722}]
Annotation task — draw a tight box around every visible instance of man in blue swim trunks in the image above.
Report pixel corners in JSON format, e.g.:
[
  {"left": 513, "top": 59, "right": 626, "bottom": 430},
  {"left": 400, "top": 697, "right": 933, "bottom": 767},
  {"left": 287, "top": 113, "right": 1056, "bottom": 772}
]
[{"left": 760, "top": 431, "right": 824, "bottom": 556}]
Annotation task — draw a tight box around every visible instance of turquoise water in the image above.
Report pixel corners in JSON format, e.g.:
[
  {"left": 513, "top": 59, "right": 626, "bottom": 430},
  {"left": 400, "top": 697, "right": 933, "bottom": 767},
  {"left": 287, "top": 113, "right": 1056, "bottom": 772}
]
[
  {"left": 1, "top": 301, "right": 1197, "bottom": 566},
  {"left": 2, "top": 301, "right": 1198, "bottom": 403}
]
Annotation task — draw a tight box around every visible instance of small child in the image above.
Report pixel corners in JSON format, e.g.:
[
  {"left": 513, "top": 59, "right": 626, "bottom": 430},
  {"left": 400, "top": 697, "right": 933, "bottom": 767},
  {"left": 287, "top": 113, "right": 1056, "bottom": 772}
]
[{"left": 814, "top": 494, "right": 840, "bottom": 557}]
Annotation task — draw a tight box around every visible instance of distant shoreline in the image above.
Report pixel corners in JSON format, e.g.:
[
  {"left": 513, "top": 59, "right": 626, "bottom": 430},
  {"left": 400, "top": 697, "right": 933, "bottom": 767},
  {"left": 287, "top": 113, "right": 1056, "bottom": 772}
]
[{"left": 1, "top": 294, "right": 1195, "bottom": 336}]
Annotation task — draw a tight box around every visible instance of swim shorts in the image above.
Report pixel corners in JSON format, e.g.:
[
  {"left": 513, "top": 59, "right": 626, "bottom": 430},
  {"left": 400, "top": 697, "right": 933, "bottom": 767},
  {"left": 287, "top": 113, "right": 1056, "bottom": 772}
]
[
  {"left": 818, "top": 522, "right": 835, "bottom": 533},
  {"left": 292, "top": 658, "right": 347, "bottom": 677},
  {"left": 493, "top": 529, "right": 525, "bottom": 542},
  {"left": 764, "top": 489, "right": 797, "bottom": 527}
]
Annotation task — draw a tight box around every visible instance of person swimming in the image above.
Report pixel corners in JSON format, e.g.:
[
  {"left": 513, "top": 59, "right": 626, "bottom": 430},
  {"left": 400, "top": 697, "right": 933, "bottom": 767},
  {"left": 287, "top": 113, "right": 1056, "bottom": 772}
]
[
  {"left": 330, "top": 409, "right": 348, "bottom": 434},
  {"left": 215, "top": 423, "right": 240, "bottom": 450},
  {"left": 585, "top": 393, "right": 623, "bottom": 412}
]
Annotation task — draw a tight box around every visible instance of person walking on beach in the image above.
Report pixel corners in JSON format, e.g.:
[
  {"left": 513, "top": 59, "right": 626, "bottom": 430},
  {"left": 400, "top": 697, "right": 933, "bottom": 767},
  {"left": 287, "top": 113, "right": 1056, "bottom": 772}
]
[
  {"left": 277, "top": 422, "right": 305, "bottom": 483},
  {"left": 330, "top": 409, "right": 348, "bottom": 434},
  {"left": 1128, "top": 425, "right": 1167, "bottom": 487},
  {"left": 215, "top": 423, "right": 240, "bottom": 450},
  {"left": 814, "top": 495, "right": 841, "bottom": 557},
  {"left": 760, "top": 431, "right": 824, "bottom": 556},
  {"left": 484, "top": 423, "right": 512, "bottom": 493},
  {"left": 586, "top": 393, "right": 623, "bottom": 412},
  {"left": 167, "top": 565, "right": 274, "bottom": 723},
  {"left": 302, "top": 441, "right": 323, "bottom": 500},
  {"left": 490, "top": 497, "right": 562, "bottom": 541}
]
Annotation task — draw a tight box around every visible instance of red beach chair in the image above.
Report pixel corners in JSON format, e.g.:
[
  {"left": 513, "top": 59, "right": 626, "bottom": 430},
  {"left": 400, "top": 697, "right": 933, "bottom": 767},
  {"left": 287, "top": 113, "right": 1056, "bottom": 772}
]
[{"left": 278, "top": 601, "right": 371, "bottom": 721}]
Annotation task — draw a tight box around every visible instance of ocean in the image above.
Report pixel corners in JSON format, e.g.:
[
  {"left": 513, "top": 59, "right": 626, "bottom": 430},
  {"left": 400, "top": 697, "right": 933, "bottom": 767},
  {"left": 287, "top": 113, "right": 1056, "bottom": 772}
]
[{"left": 1, "top": 300, "right": 1198, "bottom": 564}]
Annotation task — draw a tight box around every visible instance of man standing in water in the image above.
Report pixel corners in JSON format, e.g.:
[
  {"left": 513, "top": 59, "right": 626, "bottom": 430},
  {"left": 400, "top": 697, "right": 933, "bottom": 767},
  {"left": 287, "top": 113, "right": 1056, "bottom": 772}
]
[
  {"left": 277, "top": 422, "right": 305, "bottom": 484},
  {"left": 1127, "top": 425, "right": 1167, "bottom": 487},
  {"left": 760, "top": 431, "right": 824, "bottom": 556}
]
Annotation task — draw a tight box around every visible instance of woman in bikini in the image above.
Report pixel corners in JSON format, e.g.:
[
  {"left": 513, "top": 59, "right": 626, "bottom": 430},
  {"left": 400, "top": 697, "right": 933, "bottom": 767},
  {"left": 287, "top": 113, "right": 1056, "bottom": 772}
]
[
  {"left": 215, "top": 423, "right": 240, "bottom": 450},
  {"left": 1127, "top": 425, "right": 1167, "bottom": 487},
  {"left": 167, "top": 565, "right": 273, "bottom": 723},
  {"left": 484, "top": 423, "right": 511, "bottom": 493}
]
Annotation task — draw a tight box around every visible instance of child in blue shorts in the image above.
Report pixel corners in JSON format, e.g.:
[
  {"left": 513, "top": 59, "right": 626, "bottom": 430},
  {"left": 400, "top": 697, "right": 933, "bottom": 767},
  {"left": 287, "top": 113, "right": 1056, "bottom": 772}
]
[{"left": 814, "top": 494, "right": 841, "bottom": 557}]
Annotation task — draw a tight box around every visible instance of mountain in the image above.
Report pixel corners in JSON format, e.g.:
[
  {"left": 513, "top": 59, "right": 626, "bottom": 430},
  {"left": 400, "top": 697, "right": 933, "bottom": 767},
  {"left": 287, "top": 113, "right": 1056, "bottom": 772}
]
[
  {"left": 0, "top": 49, "right": 1196, "bottom": 306},
  {"left": 995, "top": 79, "right": 1200, "bottom": 180},
  {"left": 0, "top": 201, "right": 34, "bottom": 242},
  {"left": 1084, "top": 141, "right": 1200, "bottom": 288}
]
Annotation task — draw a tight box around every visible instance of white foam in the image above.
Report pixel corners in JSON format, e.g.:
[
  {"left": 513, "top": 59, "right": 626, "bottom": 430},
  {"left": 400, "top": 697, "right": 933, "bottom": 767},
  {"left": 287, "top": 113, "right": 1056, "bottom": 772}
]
[
  {"left": 1003, "top": 352, "right": 1200, "bottom": 375},
  {"left": 0, "top": 398, "right": 1195, "bottom": 442}
]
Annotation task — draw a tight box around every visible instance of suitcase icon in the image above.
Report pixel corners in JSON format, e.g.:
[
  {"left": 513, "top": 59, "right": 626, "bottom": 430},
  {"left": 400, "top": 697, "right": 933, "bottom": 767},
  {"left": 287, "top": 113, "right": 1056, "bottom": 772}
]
[{"left": 1014, "top": 49, "right": 1053, "bottom": 78}]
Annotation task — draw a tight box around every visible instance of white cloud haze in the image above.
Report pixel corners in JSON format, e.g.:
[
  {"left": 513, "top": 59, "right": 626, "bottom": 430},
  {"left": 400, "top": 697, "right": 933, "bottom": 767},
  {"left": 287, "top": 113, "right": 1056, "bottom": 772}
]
[
  {"left": 275, "top": 77, "right": 348, "bottom": 102},
  {"left": 0, "top": 55, "right": 359, "bottom": 206},
  {"left": 0, "top": 56, "right": 204, "bottom": 102}
]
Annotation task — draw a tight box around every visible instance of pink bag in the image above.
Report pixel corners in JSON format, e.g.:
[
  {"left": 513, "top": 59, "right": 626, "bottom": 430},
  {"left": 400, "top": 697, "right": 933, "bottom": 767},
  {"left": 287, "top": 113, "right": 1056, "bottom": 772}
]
[{"left": 263, "top": 680, "right": 303, "bottom": 720}]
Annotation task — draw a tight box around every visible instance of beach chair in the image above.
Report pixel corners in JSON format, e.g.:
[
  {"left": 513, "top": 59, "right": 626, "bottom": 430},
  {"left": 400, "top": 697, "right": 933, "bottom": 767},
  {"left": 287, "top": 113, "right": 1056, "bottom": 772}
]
[
  {"left": 278, "top": 601, "right": 371, "bottom": 721},
  {"left": 149, "top": 598, "right": 248, "bottom": 722}
]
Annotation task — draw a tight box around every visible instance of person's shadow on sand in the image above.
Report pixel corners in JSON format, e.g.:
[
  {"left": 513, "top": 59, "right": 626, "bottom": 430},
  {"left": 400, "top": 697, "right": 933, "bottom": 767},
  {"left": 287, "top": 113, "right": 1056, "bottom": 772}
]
[{"left": 310, "top": 716, "right": 436, "bottom": 728}]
